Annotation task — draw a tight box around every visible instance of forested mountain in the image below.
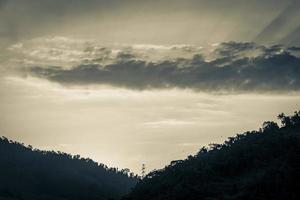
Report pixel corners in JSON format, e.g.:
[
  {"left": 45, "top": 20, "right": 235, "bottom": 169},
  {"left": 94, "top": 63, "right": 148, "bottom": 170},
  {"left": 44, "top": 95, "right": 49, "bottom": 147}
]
[
  {"left": 1, "top": 112, "right": 299, "bottom": 200},
  {"left": 124, "top": 112, "right": 300, "bottom": 200},
  {"left": 0, "top": 138, "right": 138, "bottom": 200}
]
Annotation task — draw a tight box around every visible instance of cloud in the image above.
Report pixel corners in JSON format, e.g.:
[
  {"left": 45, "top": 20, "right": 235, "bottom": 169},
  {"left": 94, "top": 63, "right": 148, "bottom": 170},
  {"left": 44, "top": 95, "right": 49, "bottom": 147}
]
[
  {"left": 142, "top": 120, "right": 197, "bottom": 128},
  {"left": 0, "top": 0, "right": 294, "bottom": 46},
  {"left": 254, "top": 0, "right": 300, "bottom": 45},
  {"left": 19, "top": 41, "right": 300, "bottom": 92},
  {"left": 280, "top": 26, "right": 300, "bottom": 46}
]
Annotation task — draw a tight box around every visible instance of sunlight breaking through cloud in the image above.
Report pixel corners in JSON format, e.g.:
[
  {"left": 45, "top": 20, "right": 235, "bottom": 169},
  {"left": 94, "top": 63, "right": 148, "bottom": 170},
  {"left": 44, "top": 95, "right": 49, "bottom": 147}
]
[{"left": 3, "top": 38, "right": 300, "bottom": 92}]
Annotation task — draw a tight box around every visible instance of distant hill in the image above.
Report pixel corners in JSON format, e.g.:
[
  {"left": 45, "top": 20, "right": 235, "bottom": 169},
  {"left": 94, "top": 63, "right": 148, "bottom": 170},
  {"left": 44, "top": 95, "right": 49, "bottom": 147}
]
[
  {"left": 1, "top": 112, "right": 299, "bottom": 200},
  {"left": 124, "top": 111, "right": 300, "bottom": 200},
  {"left": 0, "top": 138, "right": 138, "bottom": 200}
]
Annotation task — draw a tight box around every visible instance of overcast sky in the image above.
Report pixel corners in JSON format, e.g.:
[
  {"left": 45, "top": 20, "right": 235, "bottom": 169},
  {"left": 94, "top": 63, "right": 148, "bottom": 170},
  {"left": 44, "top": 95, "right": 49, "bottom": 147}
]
[
  {"left": 0, "top": 0, "right": 300, "bottom": 174},
  {"left": 1, "top": 0, "right": 300, "bottom": 46}
]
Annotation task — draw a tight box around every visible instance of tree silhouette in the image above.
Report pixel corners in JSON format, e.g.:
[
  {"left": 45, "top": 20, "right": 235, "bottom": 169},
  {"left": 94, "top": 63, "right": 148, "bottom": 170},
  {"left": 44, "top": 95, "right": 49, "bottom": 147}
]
[
  {"left": 124, "top": 111, "right": 300, "bottom": 200},
  {"left": 0, "top": 138, "right": 138, "bottom": 200}
]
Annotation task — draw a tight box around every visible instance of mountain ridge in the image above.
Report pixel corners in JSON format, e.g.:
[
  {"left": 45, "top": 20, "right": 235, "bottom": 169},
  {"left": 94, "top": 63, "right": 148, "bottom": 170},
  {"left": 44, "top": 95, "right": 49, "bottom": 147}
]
[
  {"left": 0, "top": 137, "right": 138, "bottom": 200},
  {"left": 124, "top": 111, "right": 300, "bottom": 200}
]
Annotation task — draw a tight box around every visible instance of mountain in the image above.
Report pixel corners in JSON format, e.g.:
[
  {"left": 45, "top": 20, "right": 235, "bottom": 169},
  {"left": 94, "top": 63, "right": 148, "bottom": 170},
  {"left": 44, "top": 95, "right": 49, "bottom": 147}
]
[
  {"left": 124, "top": 112, "right": 300, "bottom": 200},
  {"left": 0, "top": 138, "right": 138, "bottom": 200},
  {"left": 1, "top": 112, "right": 299, "bottom": 200}
]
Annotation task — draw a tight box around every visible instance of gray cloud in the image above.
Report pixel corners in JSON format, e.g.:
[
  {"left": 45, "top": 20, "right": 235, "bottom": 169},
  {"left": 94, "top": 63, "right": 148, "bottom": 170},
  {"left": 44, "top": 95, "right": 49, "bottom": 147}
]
[
  {"left": 0, "top": 0, "right": 295, "bottom": 47},
  {"left": 254, "top": 0, "right": 300, "bottom": 45},
  {"left": 280, "top": 26, "right": 300, "bottom": 46},
  {"left": 25, "top": 42, "right": 300, "bottom": 92}
]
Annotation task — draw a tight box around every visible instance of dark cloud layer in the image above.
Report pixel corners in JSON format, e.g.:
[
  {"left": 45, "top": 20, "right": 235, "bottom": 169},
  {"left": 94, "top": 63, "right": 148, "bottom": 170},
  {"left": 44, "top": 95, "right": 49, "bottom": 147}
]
[{"left": 27, "top": 42, "right": 300, "bottom": 92}]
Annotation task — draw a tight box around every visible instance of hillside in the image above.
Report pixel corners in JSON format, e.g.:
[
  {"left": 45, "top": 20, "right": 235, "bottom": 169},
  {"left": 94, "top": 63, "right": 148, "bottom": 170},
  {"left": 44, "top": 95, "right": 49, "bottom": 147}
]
[
  {"left": 0, "top": 138, "right": 138, "bottom": 200},
  {"left": 124, "top": 112, "right": 300, "bottom": 200}
]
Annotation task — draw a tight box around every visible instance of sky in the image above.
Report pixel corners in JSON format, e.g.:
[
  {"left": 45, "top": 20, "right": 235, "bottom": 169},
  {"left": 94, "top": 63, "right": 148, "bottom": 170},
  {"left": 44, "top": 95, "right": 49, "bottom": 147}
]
[{"left": 0, "top": 0, "right": 300, "bottom": 174}]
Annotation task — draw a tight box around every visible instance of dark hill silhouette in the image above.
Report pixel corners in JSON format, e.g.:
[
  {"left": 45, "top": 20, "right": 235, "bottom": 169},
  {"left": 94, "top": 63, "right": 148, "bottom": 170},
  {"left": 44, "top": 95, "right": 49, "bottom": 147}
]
[
  {"left": 124, "top": 111, "right": 300, "bottom": 200},
  {"left": 0, "top": 138, "right": 138, "bottom": 200}
]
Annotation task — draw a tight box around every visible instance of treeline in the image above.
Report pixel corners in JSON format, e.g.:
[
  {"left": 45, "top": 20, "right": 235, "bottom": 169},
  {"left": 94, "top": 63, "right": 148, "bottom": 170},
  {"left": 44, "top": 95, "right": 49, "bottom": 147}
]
[
  {"left": 0, "top": 138, "right": 138, "bottom": 200},
  {"left": 124, "top": 111, "right": 300, "bottom": 200},
  {"left": 1, "top": 111, "right": 299, "bottom": 200}
]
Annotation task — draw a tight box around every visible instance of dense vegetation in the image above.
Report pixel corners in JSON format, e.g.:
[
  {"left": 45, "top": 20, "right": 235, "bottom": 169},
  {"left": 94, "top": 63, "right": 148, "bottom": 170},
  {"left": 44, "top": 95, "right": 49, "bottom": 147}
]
[
  {"left": 124, "top": 112, "right": 300, "bottom": 200},
  {"left": 0, "top": 138, "right": 138, "bottom": 200},
  {"left": 1, "top": 112, "right": 299, "bottom": 200}
]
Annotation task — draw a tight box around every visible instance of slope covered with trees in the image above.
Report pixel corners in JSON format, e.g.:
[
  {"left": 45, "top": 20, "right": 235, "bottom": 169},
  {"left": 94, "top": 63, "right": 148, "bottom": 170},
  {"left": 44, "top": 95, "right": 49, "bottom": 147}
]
[
  {"left": 124, "top": 112, "right": 300, "bottom": 200},
  {"left": 0, "top": 138, "right": 138, "bottom": 200}
]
